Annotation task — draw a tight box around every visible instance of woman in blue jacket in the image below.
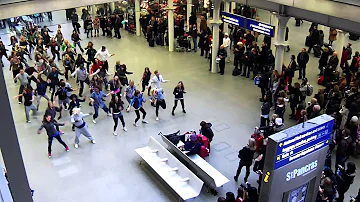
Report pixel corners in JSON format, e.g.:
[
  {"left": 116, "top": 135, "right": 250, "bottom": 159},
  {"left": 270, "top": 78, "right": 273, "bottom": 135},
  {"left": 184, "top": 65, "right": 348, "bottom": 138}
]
[{"left": 129, "top": 90, "right": 148, "bottom": 126}]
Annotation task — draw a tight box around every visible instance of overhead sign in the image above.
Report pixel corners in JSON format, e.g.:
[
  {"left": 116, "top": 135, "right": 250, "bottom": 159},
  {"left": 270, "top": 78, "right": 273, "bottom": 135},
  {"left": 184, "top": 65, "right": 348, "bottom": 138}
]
[
  {"left": 246, "top": 18, "right": 275, "bottom": 37},
  {"left": 274, "top": 119, "right": 334, "bottom": 170},
  {"left": 221, "top": 12, "right": 245, "bottom": 27},
  {"left": 221, "top": 12, "right": 275, "bottom": 37}
]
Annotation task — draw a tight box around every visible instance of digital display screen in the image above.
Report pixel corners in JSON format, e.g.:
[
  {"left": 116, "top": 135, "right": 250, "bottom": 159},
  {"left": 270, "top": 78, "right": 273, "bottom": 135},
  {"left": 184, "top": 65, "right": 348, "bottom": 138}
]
[
  {"left": 274, "top": 121, "right": 334, "bottom": 170},
  {"left": 287, "top": 183, "right": 309, "bottom": 202},
  {"left": 221, "top": 12, "right": 245, "bottom": 27}
]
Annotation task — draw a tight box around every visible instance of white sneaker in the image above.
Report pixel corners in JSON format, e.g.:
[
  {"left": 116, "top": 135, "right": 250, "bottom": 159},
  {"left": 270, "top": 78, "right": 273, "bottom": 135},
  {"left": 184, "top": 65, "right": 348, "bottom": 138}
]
[
  {"left": 92, "top": 119, "right": 97, "bottom": 124},
  {"left": 107, "top": 113, "right": 112, "bottom": 117},
  {"left": 18, "top": 102, "right": 21, "bottom": 104},
  {"left": 123, "top": 127, "right": 127, "bottom": 132},
  {"left": 91, "top": 140, "right": 96, "bottom": 144},
  {"left": 133, "top": 123, "right": 139, "bottom": 127},
  {"left": 74, "top": 144, "right": 79, "bottom": 149},
  {"left": 113, "top": 131, "right": 118, "bottom": 136},
  {"left": 156, "top": 117, "right": 159, "bottom": 121},
  {"left": 142, "top": 120, "right": 148, "bottom": 124},
  {"left": 27, "top": 120, "right": 31, "bottom": 123}
]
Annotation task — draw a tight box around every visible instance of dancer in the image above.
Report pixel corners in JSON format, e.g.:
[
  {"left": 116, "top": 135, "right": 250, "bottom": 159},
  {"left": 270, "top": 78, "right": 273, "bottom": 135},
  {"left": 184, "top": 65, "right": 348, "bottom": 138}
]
[
  {"left": 84, "top": 41, "right": 96, "bottom": 72},
  {"left": 47, "top": 66, "right": 63, "bottom": 101},
  {"left": 109, "top": 96, "right": 127, "bottom": 136},
  {"left": 90, "top": 64, "right": 111, "bottom": 88},
  {"left": 108, "top": 75, "right": 122, "bottom": 98},
  {"left": 63, "top": 54, "right": 74, "bottom": 81},
  {"left": 72, "top": 64, "right": 90, "bottom": 97},
  {"left": 129, "top": 90, "right": 148, "bottom": 126},
  {"left": 140, "top": 67, "right": 151, "bottom": 96},
  {"left": 125, "top": 80, "right": 136, "bottom": 111},
  {"left": 35, "top": 75, "right": 50, "bottom": 110},
  {"left": 95, "top": 46, "right": 114, "bottom": 71},
  {"left": 14, "top": 69, "right": 31, "bottom": 104},
  {"left": 70, "top": 108, "right": 96, "bottom": 149},
  {"left": 115, "top": 61, "right": 133, "bottom": 87},
  {"left": 148, "top": 70, "right": 169, "bottom": 106},
  {"left": 172, "top": 81, "right": 186, "bottom": 116},
  {"left": 68, "top": 94, "right": 86, "bottom": 131},
  {"left": 71, "top": 30, "right": 84, "bottom": 53},
  {"left": 151, "top": 88, "right": 166, "bottom": 121},
  {"left": 54, "top": 82, "right": 75, "bottom": 119},
  {"left": 89, "top": 85, "right": 112, "bottom": 124},
  {"left": 37, "top": 114, "right": 69, "bottom": 158},
  {"left": 14, "top": 88, "right": 38, "bottom": 123}
]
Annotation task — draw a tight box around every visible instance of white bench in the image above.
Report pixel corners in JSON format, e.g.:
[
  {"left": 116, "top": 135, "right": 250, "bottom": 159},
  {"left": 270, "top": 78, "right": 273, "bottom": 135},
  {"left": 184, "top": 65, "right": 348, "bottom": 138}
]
[
  {"left": 160, "top": 135, "right": 229, "bottom": 195},
  {"left": 135, "top": 136, "right": 204, "bottom": 201}
]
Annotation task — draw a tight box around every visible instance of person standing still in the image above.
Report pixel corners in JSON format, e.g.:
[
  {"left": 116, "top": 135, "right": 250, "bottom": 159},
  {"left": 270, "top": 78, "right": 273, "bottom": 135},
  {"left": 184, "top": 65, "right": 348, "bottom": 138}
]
[
  {"left": 114, "top": 15, "right": 122, "bottom": 39},
  {"left": 223, "top": 33, "right": 231, "bottom": 63},
  {"left": 234, "top": 138, "right": 256, "bottom": 182},
  {"left": 71, "top": 11, "right": 80, "bottom": 33},
  {"left": 297, "top": 48, "right": 309, "bottom": 79},
  {"left": 217, "top": 45, "right": 227, "bottom": 75}
]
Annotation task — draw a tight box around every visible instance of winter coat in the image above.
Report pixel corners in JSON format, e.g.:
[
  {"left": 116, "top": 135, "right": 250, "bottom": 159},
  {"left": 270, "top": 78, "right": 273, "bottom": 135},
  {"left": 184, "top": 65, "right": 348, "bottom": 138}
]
[{"left": 329, "top": 28, "right": 337, "bottom": 41}]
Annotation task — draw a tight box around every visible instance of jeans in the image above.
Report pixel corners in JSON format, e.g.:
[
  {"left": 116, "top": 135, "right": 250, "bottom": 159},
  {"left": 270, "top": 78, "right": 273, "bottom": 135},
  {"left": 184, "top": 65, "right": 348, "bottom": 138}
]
[
  {"left": 135, "top": 107, "right": 146, "bottom": 123},
  {"left": 93, "top": 105, "right": 109, "bottom": 119},
  {"left": 155, "top": 99, "right": 166, "bottom": 117},
  {"left": 18, "top": 84, "right": 27, "bottom": 102},
  {"left": 298, "top": 64, "right": 306, "bottom": 79},
  {"left": 260, "top": 116, "right": 270, "bottom": 127},
  {"left": 141, "top": 82, "right": 151, "bottom": 95},
  {"left": 36, "top": 94, "right": 50, "bottom": 109},
  {"left": 235, "top": 161, "right": 251, "bottom": 182},
  {"left": 73, "top": 41, "right": 84, "bottom": 53},
  {"left": 192, "top": 37, "right": 197, "bottom": 51},
  {"left": 113, "top": 113, "right": 125, "bottom": 131},
  {"left": 48, "top": 135, "right": 67, "bottom": 154},
  {"left": 25, "top": 104, "right": 37, "bottom": 122}
]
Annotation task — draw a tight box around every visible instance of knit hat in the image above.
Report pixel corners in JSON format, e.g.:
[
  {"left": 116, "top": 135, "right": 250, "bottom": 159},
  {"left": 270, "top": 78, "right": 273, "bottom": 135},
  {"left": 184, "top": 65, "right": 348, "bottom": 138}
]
[
  {"left": 351, "top": 116, "right": 359, "bottom": 123},
  {"left": 275, "top": 118, "right": 283, "bottom": 126}
]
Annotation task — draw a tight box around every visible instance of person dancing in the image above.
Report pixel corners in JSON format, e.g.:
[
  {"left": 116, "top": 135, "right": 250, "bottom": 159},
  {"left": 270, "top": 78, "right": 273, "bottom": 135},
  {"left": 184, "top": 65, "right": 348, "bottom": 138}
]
[
  {"left": 172, "top": 81, "right": 186, "bottom": 116},
  {"left": 129, "top": 90, "right": 148, "bottom": 126},
  {"left": 140, "top": 67, "right": 151, "bottom": 96},
  {"left": 14, "top": 87, "right": 38, "bottom": 123},
  {"left": 151, "top": 88, "right": 166, "bottom": 121},
  {"left": 70, "top": 108, "right": 96, "bottom": 149},
  {"left": 89, "top": 85, "right": 112, "bottom": 124},
  {"left": 37, "top": 114, "right": 69, "bottom": 158},
  {"left": 109, "top": 96, "right": 127, "bottom": 136}
]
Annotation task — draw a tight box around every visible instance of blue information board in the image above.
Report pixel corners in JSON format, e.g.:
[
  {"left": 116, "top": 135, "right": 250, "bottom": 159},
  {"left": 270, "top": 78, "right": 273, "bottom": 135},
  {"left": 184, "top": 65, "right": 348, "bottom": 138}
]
[
  {"left": 221, "top": 12, "right": 245, "bottom": 28},
  {"left": 246, "top": 19, "right": 276, "bottom": 37},
  {"left": 273, "top": 115, "right": 334, "bottom": 170}
]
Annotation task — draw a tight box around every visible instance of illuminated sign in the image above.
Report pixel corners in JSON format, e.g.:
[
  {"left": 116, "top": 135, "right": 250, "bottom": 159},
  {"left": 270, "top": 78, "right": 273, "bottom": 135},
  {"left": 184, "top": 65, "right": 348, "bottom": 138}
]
[
  {"left": 286, "top": 160, "right": 318, "bottom": 181},
  {"left": 274, "top": 121, "right": 333, "bottom": 170},
  {"left": 221, "top": 12, "right": 275, "bottom": 37},
  {"left": 221, "top": 12, "right": 245, "bottom": 27},
  {"left": 246, "top": 19, "right": 275, "bottom": 37}
]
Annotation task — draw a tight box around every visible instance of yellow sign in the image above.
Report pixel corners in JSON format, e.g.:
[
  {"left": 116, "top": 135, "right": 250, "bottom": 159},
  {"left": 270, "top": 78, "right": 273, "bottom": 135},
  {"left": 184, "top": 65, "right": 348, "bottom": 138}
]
[
  {"left": 277, "top": 156, "right": 281, "bottom": 160},
  {"left": 264, "top": 172, "right": 271, "bottom": 183},
  {"left": 279, "top": 142, "right": 283, "bottom": 147}
]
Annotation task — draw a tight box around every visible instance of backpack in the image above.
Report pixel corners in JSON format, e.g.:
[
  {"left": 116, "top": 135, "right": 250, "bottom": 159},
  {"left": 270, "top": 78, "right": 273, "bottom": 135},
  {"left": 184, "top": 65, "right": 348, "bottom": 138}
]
[
  {"left": 232, "top": 67, "right": 241, "bottom": 76},
  {"left": 306, "top": 84, "right": 313, "bottom": 96}
]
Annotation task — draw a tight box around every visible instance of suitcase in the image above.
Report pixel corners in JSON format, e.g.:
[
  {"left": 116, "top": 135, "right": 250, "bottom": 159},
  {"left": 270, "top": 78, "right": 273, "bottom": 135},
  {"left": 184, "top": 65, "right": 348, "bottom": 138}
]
[
  {"left": 305, "top": 36, "right": 311, "bottom": 47},
  {"left": 349, "top": 33, "right": 360, "bottom": 41},
  {"left": 156, "top": 36, "right": 162, "bottom": 45},
  {"left": 149, "top": 38, "right": 154, "bottom": 47},
  {"left": 197, "top": 134, "right": 209, "bottom": 148},
  {"left": 318, "top": 75, "right": 324, "bottom": 85},
  {"left": 295, "top": 19, "right": 301, "bottom": 27},
  {"left": 232, "top": 67, "right": 241, "bottom": 76},
  {"left": 200, "top": 146, "right": 209, "bottom": 158},
  {"left": 313, "top": 45, "right": 322, "bottom": 58}
]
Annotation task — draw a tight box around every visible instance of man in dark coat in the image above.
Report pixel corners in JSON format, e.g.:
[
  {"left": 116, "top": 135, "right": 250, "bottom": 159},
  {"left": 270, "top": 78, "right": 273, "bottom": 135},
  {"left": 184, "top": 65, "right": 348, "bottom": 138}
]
[
  {"left": 308, "top": 25, "right": 319, "bottom": 54},
  {"left": 114, "top": 15, "right": 122, "bottom": 39},
  {"left": 297, "top": 48, "right": 309, "bottom": 79},
  {"left": 71, "top": 11, "right": 80, "bottom": 33}
]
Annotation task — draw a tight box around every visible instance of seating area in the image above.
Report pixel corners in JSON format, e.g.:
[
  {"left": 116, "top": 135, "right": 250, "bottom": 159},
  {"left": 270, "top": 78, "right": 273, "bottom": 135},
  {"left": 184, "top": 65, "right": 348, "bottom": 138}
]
[{"left": 135, "top": 136, "right": 204, "bottom": 201}]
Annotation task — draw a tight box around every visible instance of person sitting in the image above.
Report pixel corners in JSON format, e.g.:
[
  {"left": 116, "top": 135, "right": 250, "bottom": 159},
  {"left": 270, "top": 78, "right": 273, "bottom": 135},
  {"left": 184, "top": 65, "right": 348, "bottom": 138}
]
[{"left": 183, "top": 133, "right": 202, "bottom": 155}]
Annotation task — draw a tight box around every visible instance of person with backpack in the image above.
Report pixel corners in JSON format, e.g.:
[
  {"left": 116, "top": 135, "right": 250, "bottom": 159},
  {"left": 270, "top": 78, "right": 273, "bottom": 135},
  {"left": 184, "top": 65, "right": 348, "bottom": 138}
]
[
  {"left": 234, "top": 138, "right": 256, "bottom": 182},
  {"left": 299, "top": 78, "right": 313, "bottom": 100},
  {"left": 335, "top": 128, "right": 353, "bottom": 172}
]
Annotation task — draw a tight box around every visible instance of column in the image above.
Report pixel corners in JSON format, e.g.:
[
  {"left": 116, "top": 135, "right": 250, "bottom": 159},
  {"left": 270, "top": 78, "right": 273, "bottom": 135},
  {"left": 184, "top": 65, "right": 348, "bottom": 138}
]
[
  {"left": 110, "top": 2, "right": 116, "bottom": 14},
  {"left": 167, "top": 0, "right": 176, "bottom": 51},
  {"left": 223, "top": 1, "right": 230, "bottom": 34},
  {"left": 92, "top": 5, "right": 97, "bottom": 15},
  {"left": 231, "top": 2, "right": 236, "bottom": 13},
  {"left": 333, "top": 30, "right": 346, "bottom": 69},
  {"left": 270, "top": 12, "right": 279, "bottom": 52},
  {"left": 135, "top": 0, "right": 141, "bottom": 36},
  {"left": 210, "top": 0, "right": 222, "bottom": 73},
  {"left": 0, "top": 68, "right": 33, "bottom": 202},
  {"left": 274, "top": 15, "right": 290, "bottom": 72},
  {"left": 187, "top": 0, "right": 192, "bottom": 29},
  {"left": 317, "top": 24, "right": 324, "bottom": 31}
]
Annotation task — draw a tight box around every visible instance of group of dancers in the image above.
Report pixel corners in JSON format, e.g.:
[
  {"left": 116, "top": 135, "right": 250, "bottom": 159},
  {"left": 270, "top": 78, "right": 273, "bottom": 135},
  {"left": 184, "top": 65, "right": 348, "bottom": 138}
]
[{"left": 6, "top": 30, "right": 187, "bottom": 158}]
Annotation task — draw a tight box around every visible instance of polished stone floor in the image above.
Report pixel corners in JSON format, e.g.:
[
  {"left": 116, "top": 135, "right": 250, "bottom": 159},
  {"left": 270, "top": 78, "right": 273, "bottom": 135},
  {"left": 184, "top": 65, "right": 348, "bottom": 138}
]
[{"left": 0, "top": 8, "right": 360, "bottom": 202}]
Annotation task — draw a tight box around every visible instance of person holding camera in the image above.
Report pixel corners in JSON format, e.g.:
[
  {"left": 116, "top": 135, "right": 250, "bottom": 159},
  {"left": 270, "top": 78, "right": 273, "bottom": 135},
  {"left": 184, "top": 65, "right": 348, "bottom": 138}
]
[
  {"left": 240, "top": 182, "right": 259, "bottom": 202},
  {"left": 234, "top": 138, "right": 256, "bottom": 182},
  {"left": 336, "top": 162, "right": 356, "bottom": 202}
]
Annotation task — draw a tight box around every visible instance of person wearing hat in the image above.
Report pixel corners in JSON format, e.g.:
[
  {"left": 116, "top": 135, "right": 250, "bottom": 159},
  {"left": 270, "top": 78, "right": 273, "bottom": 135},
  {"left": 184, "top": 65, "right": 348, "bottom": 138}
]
[
  {"left": 184, "top": 133, "right": 202, "bottom": 156},
  {"left": 233, "top": 42, "right": 245, "bottom": 71},
  {"left": 223, "top": 33, "right": 231, "bottom": 63},
  {"left": 70, "top": 107, "right": 96, "bottom": 149}
]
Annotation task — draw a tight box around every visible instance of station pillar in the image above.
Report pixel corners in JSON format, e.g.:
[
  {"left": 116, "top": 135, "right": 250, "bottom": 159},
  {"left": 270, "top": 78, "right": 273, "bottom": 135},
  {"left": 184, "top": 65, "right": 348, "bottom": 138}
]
[
  {"left": 274, "top": 15, "right": 290, "bottom": 73},
  {"left": 110, "top": 2, "right": 116, "bottom": 14},
  {"left": 167, "top": 0, "right": 176, "bottom": 51},
  {"left": 223, "top": 1, "right": 230, "bottom": 34},
  {"left": 333, "top": 29, "right": 347, "bottom": 69},
  {"left": 270, "top": 12, "right": 279, "bottom": 52},
  {"left": 187, "top": 0, "right": 192, "bottom": 29},
  {"left": 92, "top": 5, "right": 97, "bottom": 15},
  {"left": 231, "top": 2, "right": 236, "bottom": 13},
  {"left": 210, "top": 0, "right": 222, "bottom": 73},
  {"left": 135, "top": 0, "right": 141, "bottom": 36}
]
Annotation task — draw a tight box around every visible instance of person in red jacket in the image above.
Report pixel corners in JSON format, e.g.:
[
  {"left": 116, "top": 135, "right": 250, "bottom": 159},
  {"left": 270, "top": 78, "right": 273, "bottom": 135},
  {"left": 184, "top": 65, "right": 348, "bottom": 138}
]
[
  {"left": 90, "top": 58, "right": 102, "bottom": 74},
  {"left": 251, "top": 127, "right": 264, "bottom": 153}
]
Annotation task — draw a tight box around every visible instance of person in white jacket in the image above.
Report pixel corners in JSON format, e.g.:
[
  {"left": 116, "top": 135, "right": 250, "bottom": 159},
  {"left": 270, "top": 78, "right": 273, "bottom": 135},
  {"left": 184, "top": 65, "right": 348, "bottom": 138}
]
[
  {"left": 223, "top": 33, "right": 231, "bottom": 63},
  {"left": 70, "top": 108, "right": 96, "bottom": 149},
  {"left": 148, "top": 70, "right": 169, "bottom": 106}
]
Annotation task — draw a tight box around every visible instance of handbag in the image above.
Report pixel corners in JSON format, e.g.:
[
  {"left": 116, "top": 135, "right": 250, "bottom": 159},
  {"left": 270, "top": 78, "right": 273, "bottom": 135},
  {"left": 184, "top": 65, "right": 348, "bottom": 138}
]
[{"left": 87, "top": 25, "right": 92, "bottom": 30}]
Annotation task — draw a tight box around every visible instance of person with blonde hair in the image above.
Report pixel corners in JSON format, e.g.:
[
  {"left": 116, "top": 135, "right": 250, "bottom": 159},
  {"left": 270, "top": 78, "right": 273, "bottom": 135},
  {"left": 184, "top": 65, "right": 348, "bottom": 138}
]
[
  {"left": 234, "top": 138, "right": 256, "bottom": 182},
  {"left": 70, "top": 107, "right": 95, "bottom": 149}
]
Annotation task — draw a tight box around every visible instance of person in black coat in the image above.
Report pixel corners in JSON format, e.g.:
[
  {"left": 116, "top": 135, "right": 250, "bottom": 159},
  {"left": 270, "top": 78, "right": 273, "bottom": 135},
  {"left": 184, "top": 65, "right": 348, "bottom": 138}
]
[
  {"left": 114, "top": 15, "right": 122, "bottom": 39},
  {"left": 350, "top": 51, "right": 359, "bottom": 73},
  {"left": 297, "top": 48, "right": 310, "bottom": 79},
  {"left": 99, "top": 16, "right": 107, "bottom": 36},
  {"left": 288, "top": 82, "right": 302, "bottom": 119},
  {"left": 217, "top": 45, "right": 227, "bottom": 75},
  {"left": 189, "top": 12, "right": 197, "bottom": 26},
  {"left": 200, "top": 121, "right": 214, "bottom": 142},
  {"left": 234, "top": 138, "right": 256, "bottom": 182},
  {"left": 318, "top": 47, "right": 331, "bottom": 75},
  {"left": 115, "top": 61, "right": 133, "bottom": 87},
  {"left": 308, "top": 25, "right": 320, "bottom": 54},
  {"left": 233, "top": 42, "right": 245, "bottom": 71},
  {"left": 336, "top": 162, "right": 356, "bottom": 202},
  {"left": 286, "top": 55, "right": 297, "bottom": 86},
  {"left": 285, "top": 27, "right": 290, "bottom": 52},
  {"left": 172, "top": 81, "right": 186, "bottom": 115}
]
